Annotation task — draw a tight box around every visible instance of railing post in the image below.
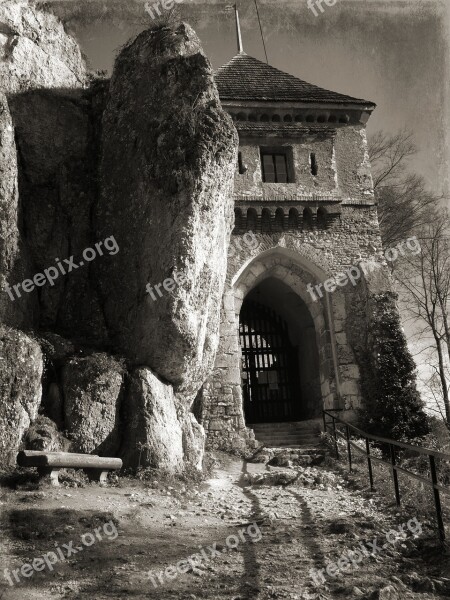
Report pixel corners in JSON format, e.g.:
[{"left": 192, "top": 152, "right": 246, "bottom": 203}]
[
  {"left": 332, "top": 417, "right": 339, "bottom": 459},
  {"left": 389, "top": 444, "right": 401, "bottom": 506},
  {"left": 322, "top": 411, "right": 327, "bottom": 434},
  {"left": 366, "top": 438, "right": 374, "bottom": 491},
  {"left": 429, "top": 455, "right": 445, "bottom": 543},
  {"left": 345, "top": 425, "right": 352, "bottom": 472}
]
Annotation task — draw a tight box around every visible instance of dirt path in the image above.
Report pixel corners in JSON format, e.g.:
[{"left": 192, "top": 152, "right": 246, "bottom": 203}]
[{"left": 0, "top": 456, "right": 449, "bottom": 599}]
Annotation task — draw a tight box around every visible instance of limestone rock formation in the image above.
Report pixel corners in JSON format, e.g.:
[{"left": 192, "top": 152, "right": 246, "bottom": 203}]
[
  {"left": 121, "top": 368, "right": 184, "bottom": 472},
  {"left": 8, "top": 90, "right": 108, "bottom": 343},
  {"left": 0, "top": 0, "right": 90, "bottom": 334},
  {"left": 0, "top": 0, "right": 86, "bottom": 94},
  {"left": 96, "top": 23, "right": 238, "bottom": 401},
  {"left": 0, "top": 11, "right": 236, "bottom": 471},
  {"left": 62, "top": 353, "right": 125, "bottom": 455},
  {"left": 0, "top": 327, "right": 43, "bottom": 464},
  {"left": 0, "top": 93, "right": 22, "bottom": 327},
  {"left": 178, "top": 404, "right": 206, "bottom": 471}
]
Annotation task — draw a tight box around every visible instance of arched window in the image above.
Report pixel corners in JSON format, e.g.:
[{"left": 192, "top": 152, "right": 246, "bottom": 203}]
[
  {"left": 283, "top": 114, "right": 293, "bottom": 122},
  {"left": 303, "top": 207, "right": 313, "bottom": 230},
  {"left": 236, "top": 112, "right": 247, "bottom": 121},
  {"left": 260, "top": 114, "right": 270, "bottom": 122},
  {"left": 261, "top": 208, "right": 272, "bottom": 233},
  {"left": 328, "top": 115, "right": 337, "bottom": 123},
  {"left": 288, "top": 208, "right": 299, "bottom": 230},
  {"left": 272, "top": 114, "right": 281, "bottom": 122},
  {"left": 274, "top": 208, "right": 284, "bottom": 231},
  {"left": 248, "top": 114, "right": 257, "bottom": 122},
  {"left": 306, "top": 114, "right": 315, "bottom": 123},
  {"left": 317, "top": 114, "right": 327, "bottom": 123},
  {"left": 317, "top": 207, "right": 327, "bottom": 229},
  {"left": 295, "top": 115, "right": 303, "bottom": 122}
]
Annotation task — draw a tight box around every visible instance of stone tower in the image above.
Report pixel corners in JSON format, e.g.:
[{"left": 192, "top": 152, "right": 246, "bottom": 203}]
[{"left": 199, "top": 41, "right": 391, "bottom": 450}]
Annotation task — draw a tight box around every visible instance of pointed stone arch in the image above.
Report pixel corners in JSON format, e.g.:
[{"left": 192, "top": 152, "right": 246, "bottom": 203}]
[
  {"left": 232, "top": 249, "right": 340, "bottom": 408},
  {"left": 202, "top": 246, "right": 347, "bottom": 452}
]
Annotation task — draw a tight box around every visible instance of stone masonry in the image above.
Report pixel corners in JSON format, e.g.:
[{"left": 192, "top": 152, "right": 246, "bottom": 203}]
[{"left": 200, "top": 53, "right": 392, "bottom": 451}]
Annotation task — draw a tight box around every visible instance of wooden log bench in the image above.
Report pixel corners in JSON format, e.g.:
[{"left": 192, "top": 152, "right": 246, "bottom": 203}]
[{"left": 17, "top": 451, "right": 122, "bottom": 487}]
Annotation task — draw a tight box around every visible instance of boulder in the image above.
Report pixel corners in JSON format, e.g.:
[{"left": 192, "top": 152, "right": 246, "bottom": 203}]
[
  {"left": 0, "top": 327, "right": 43, "bottom": 464},
  {"left": 0, "top": 0, "right": 86, "bottom": 95},
  {"left": 178, "top": 404, "right": 205, "bottom": 471},
  {"left": 96, "top": 23, "right": 238, "bottom": 401},
  {"left": 23, "top": 415, "right": 70, "bottom": 452},
  {"left": 62, "top": 353, "right": 125, "bottom": 455},
  {"left": 121, "top": 368, "right": 184, "bottom": 472}
]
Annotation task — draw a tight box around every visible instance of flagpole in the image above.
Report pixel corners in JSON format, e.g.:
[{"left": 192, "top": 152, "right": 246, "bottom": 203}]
[{"left": 234, "top": 4, "right": 244, "bottom": 54}]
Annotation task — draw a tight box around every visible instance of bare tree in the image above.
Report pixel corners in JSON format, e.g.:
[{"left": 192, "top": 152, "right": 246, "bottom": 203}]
[
  {"left": 368, "top": 129, "right": 441, "bottom": 247},
  {"left": 394, "top": 213, "right": 450, "bottom": 425}
]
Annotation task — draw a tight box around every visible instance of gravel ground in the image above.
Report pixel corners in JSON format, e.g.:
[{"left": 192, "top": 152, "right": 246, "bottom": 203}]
[{"left": 0, "top": 454, "right": 449, "bottom": 599}]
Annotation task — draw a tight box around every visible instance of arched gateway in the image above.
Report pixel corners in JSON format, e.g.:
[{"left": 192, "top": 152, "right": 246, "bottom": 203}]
[
  {"left": 240, "top": 282, "right": 318, "bottom": 425},
  {"left": 199, "top": 24, "right": 387, "bottom": 451},
  {"left": 232, "top": 249, "right": 338, "bottom": 428}
]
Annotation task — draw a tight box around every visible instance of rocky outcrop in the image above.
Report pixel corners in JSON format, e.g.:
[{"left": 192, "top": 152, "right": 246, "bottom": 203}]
[
  {"left": 0, "top": 14, "right": 237, "bottom": 472},
  {"left": 0, "top": 327, "right": 43, "bottom": 464},
  {"left": 8, "top": 90, "right": 108, "bottom": 343},
  {"left": 0, "top": 0, "right": 94, "bottom": 337},
  {"left": 0, "top": 93, "right": 21, "bottom": 326},
  {"left": 121, "top": 368, "right": 184, "bottom": 472},
  {"left": 0, "top": 1, "right": 93, "bottom": 337},
  {"left": 178, "top": 403, "right": 205, "bottom": 471},
  {"left": 96, "top": 23, "right": 238, "bottom": 401},
  {"left": 0, "top": 0, "right": 86, "bottom": 94},
  {"left": 62, "top": 353, "right": 125, "bottom": 455}
]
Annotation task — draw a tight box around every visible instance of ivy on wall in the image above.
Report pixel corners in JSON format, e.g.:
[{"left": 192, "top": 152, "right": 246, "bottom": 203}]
[{"left": 358, "top": 292, "right": 430, "bottom": 441}]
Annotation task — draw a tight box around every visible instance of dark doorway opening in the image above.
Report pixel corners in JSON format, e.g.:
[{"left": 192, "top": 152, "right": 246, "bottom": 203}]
[
  {"left": 239, "top": 299, "right": 301, "bottom": 423},
  {"left": 239, "top": 278, "right": 322, "bottom": 425}
]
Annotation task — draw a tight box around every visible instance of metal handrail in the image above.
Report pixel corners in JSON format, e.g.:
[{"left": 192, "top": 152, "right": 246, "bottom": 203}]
[{"left": 323, "top": 409, "right": 450, "bottom": 543}]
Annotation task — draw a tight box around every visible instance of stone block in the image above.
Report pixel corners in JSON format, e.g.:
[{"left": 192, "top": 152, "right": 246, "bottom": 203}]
[{"left": 340, "top": 380, "right": 360, "bottom": 396}]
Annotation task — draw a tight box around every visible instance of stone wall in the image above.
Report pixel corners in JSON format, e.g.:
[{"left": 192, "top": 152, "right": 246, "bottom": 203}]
[
  {"left": 233, "top": 124, "right": 373, "bottom": 203},
  {"left": 200, "top": 114, "right": 383, "bottom": 450},
  {"left": 201, "top": 203, "right": 388, "bottom": 450}
]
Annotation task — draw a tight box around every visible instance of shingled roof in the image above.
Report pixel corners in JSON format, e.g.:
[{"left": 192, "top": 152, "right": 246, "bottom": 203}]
[{"left": 215, "top": 53, "right": 375, "bottom": 106}]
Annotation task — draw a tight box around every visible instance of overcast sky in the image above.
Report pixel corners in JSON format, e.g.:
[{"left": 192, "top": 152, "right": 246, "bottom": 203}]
[{"left": 53, "top": 0, "right": 449, "bottom": 198}]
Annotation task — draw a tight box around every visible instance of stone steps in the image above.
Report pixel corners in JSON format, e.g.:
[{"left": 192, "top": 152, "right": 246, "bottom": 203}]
[
  {"left": 249, "top": 420, "right": 322, "bottom": 431},
  {"left": 249, "top": 419, "right": 322, "bottom": 448}
]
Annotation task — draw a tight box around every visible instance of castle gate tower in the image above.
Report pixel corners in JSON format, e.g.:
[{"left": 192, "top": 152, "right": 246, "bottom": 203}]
[{"left": 199, "top": 28, "right": 384, "bottom": 450}]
